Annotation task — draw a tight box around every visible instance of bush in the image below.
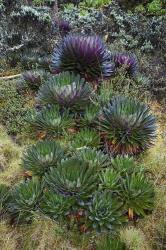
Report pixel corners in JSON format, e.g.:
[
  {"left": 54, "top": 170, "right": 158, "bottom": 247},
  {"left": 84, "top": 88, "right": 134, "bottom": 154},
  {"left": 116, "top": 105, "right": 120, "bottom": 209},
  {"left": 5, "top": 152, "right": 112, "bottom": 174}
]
[{"left": 0, "top": 80, "right": 32, "bottom": 135}]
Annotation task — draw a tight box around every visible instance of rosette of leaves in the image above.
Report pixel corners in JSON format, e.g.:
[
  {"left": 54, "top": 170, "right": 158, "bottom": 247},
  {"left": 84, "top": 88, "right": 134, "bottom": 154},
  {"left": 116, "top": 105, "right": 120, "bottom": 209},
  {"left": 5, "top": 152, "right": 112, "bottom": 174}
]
[
  {"left": 8, "top": 178, "right": 43, "bottom": 224},
  {"left": 111, "top": 52, "right": 138, "bottom": 76},
  {"left": 71, "top": 128, "right": 101, "bottom": 149},
  {"left": 0, "top": 184, "right": 10, "bottom": 216},
  {"left": 45, "top": 158, "right": 99, "bottom": 198},
  {"left": 37, "top": 72, "right": 92, "bottom": 111},
  {"left": 119, "top": 172, "right": 155, "bottom": 217},
  {"left": 40, "top": 191, "right": 74, "bottom": 220},
  {"left": 28, "top": 105, "right": 75, "bottom": 136},
  {"left": 22, "top": 70, "right": 43, "bottom": 91},
  {"left": 22, "top": 141, "right": 65, "bottom": 177},
  {"left": 88, "top": 191, "right": 125, "bottom": 232},
  {"left": 51, "top": 34, "right": 114, "bottom": 81},
  {"left": 79, "top": 104, "right": 100, "bottom": 127},
  {"left": 98, "top": 96, "right": 156, "bottom": 155},
  {"left": 56, "top": 19, "right": 71, "bottom": 35},
  {"left": 74, "top": 148, "right": 110, "bottom": 169}
]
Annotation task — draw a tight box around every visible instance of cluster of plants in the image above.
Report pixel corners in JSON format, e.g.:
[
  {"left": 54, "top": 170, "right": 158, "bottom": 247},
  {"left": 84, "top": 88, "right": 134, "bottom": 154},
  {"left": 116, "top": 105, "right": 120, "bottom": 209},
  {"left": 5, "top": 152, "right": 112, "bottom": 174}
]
[{"left": 0, "top": 34, "right": 157, "bottom": 239}]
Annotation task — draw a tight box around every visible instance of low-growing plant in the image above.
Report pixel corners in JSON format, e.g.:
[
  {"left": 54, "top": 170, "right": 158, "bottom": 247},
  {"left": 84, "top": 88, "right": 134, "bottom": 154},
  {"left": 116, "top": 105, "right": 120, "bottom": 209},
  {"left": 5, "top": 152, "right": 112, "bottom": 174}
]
[
  {"left": 22, "top": 141, "right": 65, "bottom": 176},
  {"left": 37, "top": 72, "right": 93, "bottom": 110},
  {"left": 71, "top": 128, "right": 101, "bottom": 149},
  {"left": 98, "top": 96, "right": 156, "bottom": 155},
  {"left": 0, "top": 80, "right": 32, "bottom": 135},
  {"left": 27, "top": 105, "right": 75, "bottom": 137},
  {"left": 8, "top": 178, "right": 43, "bottom": 224}
]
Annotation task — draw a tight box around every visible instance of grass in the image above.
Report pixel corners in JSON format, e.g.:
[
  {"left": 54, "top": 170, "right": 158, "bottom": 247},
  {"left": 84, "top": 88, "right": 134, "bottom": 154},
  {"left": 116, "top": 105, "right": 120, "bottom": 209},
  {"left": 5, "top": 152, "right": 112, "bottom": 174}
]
[{"left": 0, "top": 126, "right": 23, "bottom": 186}]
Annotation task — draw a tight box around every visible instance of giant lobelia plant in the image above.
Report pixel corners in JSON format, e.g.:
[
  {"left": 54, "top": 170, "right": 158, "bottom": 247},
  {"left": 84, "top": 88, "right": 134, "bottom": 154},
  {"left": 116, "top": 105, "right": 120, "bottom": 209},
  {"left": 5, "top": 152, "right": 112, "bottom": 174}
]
[{"left": 2, "top": 34, "right": 157, "bottom": 234}]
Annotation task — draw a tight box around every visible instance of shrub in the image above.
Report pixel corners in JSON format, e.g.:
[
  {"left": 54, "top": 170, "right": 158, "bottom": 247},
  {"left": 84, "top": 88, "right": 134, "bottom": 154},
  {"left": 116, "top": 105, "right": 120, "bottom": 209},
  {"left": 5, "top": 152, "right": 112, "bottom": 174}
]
[{"left": 0, "top": 80, "right": 32, "bottom": 135}]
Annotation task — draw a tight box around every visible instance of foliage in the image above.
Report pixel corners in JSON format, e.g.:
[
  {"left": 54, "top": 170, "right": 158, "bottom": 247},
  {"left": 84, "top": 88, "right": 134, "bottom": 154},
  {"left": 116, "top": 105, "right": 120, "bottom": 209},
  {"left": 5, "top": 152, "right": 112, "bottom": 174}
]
[
  {"left": 8, "top": 178, "right": 43, "bottom": 223},
  {"left": 119, "top": 172, "right": 154, "bottom": 217},
  {"left": 111, "top": 52, "right": 138, "bottom": 76},
  {"left": 88, "top": 191, "right": 125, "bottom": 232},
  {"left": 0, "top": 184, "right": 10, "bottom": 214},
  {"left": 21, "top": 70, "right": 48, "bottom": 91},
  {"left": 37, "top": 72, "right": 93, "bottom": 110},
  {"left": 84, "top": 0, "right": 112, "bottom": 8},
  {"left": 101, "top": 156, "right": 154, "bottom": 217},
  {"left": 45, "top": 158, "right": 99, "bottom": 198},
  {"left": 51, "top": 34, "right": 114, "bottom": 81},
  {"left": 147, "top": 0, "right": 166, "bottom": 15},
  {"left": 0, "top": 80, "right": 32, "bottom": 135},
  {"left": 74, "top": 148, "right": 110, "bottom": 169},
  {"left": 71, "top": 128, "right": 101, "bottom": 149},
  {"left": 96, "top": 236, "right": 126, "bottom": 250},
  {"left": 98, "top": 96, "right": 156, "bottom": 155},
  {"left": 40, "top": 191, "right": 73, "bottom": 220},
  {"left": 22, "top": 141, "right": 65, "bottom": 176},
  {"left": 27, "top": 105, "right": 75, "bottom": 136}
]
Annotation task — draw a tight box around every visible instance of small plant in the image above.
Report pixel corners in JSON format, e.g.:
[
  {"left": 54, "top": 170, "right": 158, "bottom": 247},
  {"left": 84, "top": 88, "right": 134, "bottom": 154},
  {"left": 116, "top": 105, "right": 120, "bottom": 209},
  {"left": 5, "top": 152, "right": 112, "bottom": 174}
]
[
  {"left": 96, "top": 236, "right": 125, "bottom": 250},
  {"left": 98, "top": 96, "right": 156, "bottom": 155},
  {"left": 22, "top": 141, "right": 65, "bottom": 176},
  {"left": 40, "top": 191, "right": 74, "bottom": 220},
  {"left": 119, "top": 172, "right": 154, "bottom": 217},
  {"left": 45, "top": 158, "right": 99, "bottom": 198},
  {"left": 79, "top": 104, "right": 100, "bottom": 127},
  {"left": 22, "top": 70, "right": 43, "bottom": 91},
  {"left": 51, "top": 34, "right": 114, "bottom": 81},
  {"left": 28, "top": 105, "right": 75, "bottom": 136},
  {"left": 88, "top": 191, "right": 125, "bottom": 232},
  {"left": 111, "top": 52, "right": 138, "bottom": 76},
  {"left": 37, "top": 72, "right": 92, "bottom": 110},
  {"left": 8, "top": 178, "right": 43, "bottom": 223}
]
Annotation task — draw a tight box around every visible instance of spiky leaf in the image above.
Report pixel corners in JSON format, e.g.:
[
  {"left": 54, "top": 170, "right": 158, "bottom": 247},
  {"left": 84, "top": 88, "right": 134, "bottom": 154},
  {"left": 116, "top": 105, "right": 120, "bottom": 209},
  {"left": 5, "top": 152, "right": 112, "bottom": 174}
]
[
  {"left": 98, "top": 96, "right": 156, "bottom": 155},
  {"left": 22, "top": 141, "right": 65, "bottom": 176},
  {"left": 51, "top": 34, "right": 114, "bottom": 81},
  {"left": 45, "top": 158, "right": 99, "bottom": 198},
  {"left": 37, "top": 72, "right": 92, "bottom": 110}
]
